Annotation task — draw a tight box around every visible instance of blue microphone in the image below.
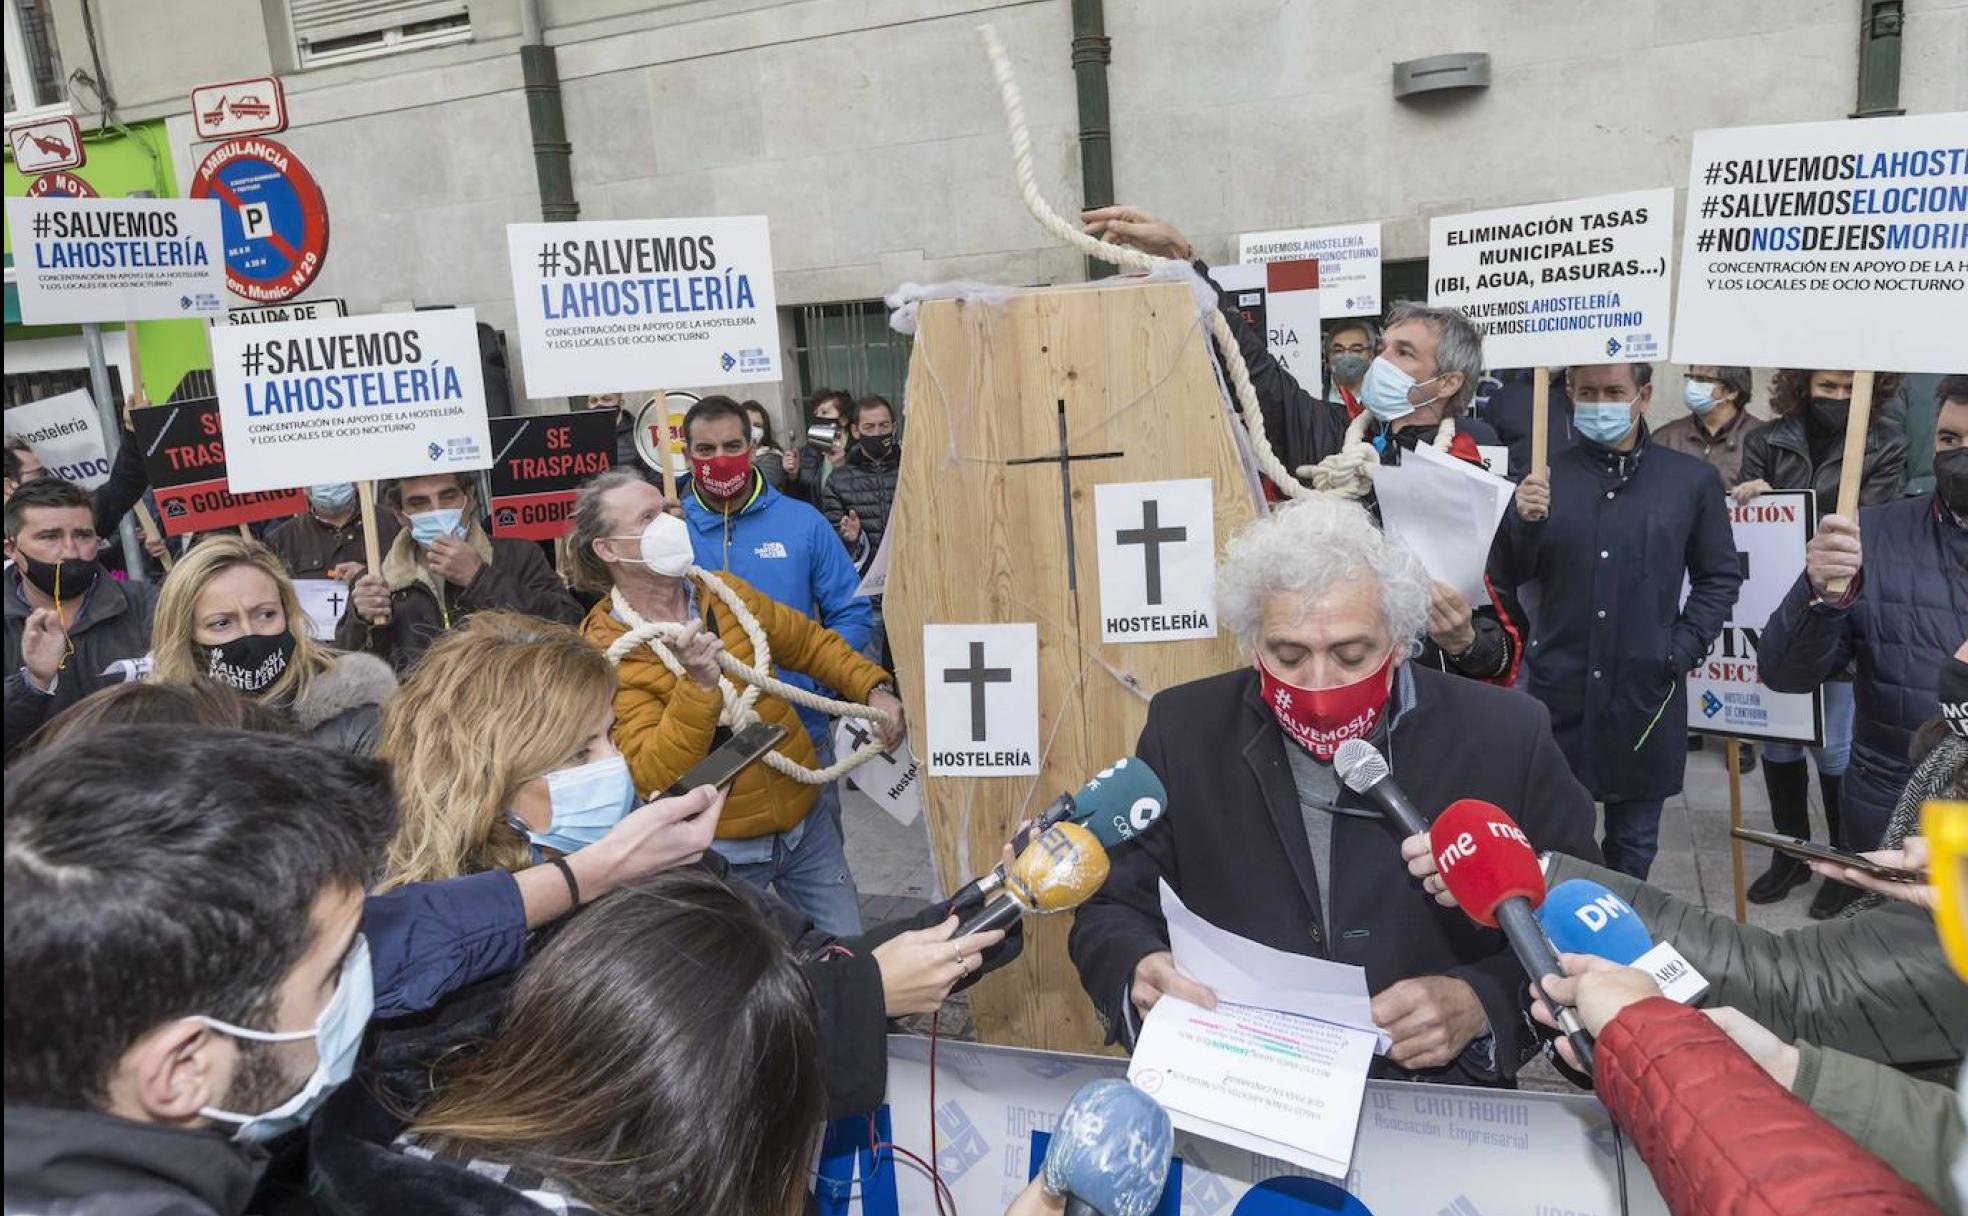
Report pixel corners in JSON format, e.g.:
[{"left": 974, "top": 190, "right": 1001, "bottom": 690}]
[
  {"left": 1537, "top": 879, "right": 1709, "bottom": 1003},
  {"left": 1537, "top": 880, "right": 1652, "bottom": 964},
  {"left": 1041, "top": 1079, "right": 1174, "bottom": 1216}
]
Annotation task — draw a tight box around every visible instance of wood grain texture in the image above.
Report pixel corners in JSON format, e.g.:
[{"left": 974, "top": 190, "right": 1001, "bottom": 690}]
[{"left": 885, "top": 279, "right": 1259, "bottom": 1053}]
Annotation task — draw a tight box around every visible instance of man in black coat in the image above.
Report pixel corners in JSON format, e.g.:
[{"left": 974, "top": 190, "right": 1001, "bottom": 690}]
[
  {"left": 1491, "top": 362, "right": 1742, "bottom": 878},
  {"left": 1069, "top": 499, "right": 1601, "bottom": 1088}
]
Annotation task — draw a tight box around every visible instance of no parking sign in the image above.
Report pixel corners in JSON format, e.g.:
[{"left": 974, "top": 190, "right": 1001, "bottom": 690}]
[{"left": 191, "top": 136, "right": 329, "bottom": 303}]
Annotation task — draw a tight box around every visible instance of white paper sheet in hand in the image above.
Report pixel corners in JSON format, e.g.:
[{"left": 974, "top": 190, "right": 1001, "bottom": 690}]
[
  {"left": 1159, "top": 880, "right": 1390, "bottom": 1051},
  {"left": 1368, "top": 442, "right": 1515, "bottom": 605},
  {"left": 1129, "top": 995, "right": 1375, "bottom": 1179}
]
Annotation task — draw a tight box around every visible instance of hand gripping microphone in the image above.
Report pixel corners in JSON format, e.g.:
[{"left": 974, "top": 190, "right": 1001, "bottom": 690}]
[
  {"left": 956, "top": 821, "right": 1110, "bottom": 938},
  {"left": 1538, "top": 879, "right": 1710, "bottom": 1004},
  {"left": 1333, "top": 739, "right": 1430, "bottom": 837},
  {"left": 1040, "top": 1078, "right": 1174, "bottom": 1216},
  {"left": 1427, "top": 799, "right": 1596, "bottom": 1074},
  {"left": 949, "top": 758, "right": 1167, "bottom": 913}
]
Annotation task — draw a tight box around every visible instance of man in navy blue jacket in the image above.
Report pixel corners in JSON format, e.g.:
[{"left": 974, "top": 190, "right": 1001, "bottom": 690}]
[
  {"left": 1491, "top": 362, "right": 1741, "bottom": 879},
  {"left": 1759, "top": 387, "right": 1968, "bottom": 857}
]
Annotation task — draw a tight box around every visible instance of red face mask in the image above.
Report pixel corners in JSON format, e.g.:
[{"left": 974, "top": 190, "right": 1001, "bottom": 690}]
[
  {"left": 692, "top": 452, "right": 753, "bottom": 500},
  {"left": 1257, "top": 651, "right": 1395, "bottom": 762}
]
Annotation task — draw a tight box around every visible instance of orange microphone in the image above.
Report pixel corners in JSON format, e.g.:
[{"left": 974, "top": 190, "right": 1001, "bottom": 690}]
[{"left": 955, "top": 821, "right": 1111, "bottom": 937}]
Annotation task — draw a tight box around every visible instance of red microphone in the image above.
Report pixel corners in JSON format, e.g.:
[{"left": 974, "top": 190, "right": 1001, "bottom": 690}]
[{"left": 1427, "top": 799, "right": 1595, "bottom": 1073}]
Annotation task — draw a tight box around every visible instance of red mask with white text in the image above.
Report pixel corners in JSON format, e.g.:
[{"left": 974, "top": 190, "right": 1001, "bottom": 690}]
[
  {"left": 693, "top": 453, "right": 753, "bottom": 500},
  {"left": 1257, "top": 652, "right": 1395, "bottom": 761}
]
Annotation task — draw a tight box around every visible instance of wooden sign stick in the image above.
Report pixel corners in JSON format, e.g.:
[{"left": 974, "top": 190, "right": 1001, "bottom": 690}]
[
  {"left": 1529, "top": 366, "right": 1550, "bottom": 479},
  {"left": 357, "top": 480, "right": 385, "bottom": 621},
  {"left": 654, "top": 389, "right": 675, "bottom": 504},
  {"left": 1727, "top": 738, "right": 1747, "bottom": 924},
  {"left": 133, "top": 502, "right": 173, "bottom": 571},
  {"left": 1823, "top": 370, "right": 1874, "bottom": 598}
]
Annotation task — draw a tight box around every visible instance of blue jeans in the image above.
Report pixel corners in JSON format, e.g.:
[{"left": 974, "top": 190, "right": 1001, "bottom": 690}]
[
  {"left": 713, "top": 783, "right": 864, "bottom": 936},
  {"left": 1601, "top": 798, "right": 1666, "bottom": 880},
  {"left": 1762, "top": 680, "right": 1854, "bottom": 774}
]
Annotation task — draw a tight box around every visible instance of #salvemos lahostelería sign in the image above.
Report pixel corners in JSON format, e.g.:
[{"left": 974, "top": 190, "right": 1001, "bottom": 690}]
[
  {"left": 505, "top": 216, "right": 783, "bottom": 398},
  {"left": 4, "top": 196, "right": 226, "bottom": 323},
  {"left": 208, "top": 308, "right": 492, "bottom": 493}
]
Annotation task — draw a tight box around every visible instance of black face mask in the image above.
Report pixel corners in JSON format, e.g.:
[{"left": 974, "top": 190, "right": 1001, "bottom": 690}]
[
  {"left": 1941, "top": 654, "right": 1968, "bottom": 740},
  {"left": 855, "top": 434, "right": 896, "bottom": 461},
  {"left": 1806, "top": 395, "right": 1850, "bottom": 431},
  {"left": 20, "top": 555, "right": 101, "bottom": 601},
  {"left": 1934, "top": 447, "right": 1968, "bottom": 520},
  {"left": 205, "top": 631, "right": 297, "bottom": 695}
]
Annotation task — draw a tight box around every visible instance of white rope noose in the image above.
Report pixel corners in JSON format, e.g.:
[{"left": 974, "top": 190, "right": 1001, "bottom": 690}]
[
  {"left": 601, "top": 575, "right": 898, "bottom": 786},
  {"left": 980, "top": 24, "right": 1453, "bottom": 503}
]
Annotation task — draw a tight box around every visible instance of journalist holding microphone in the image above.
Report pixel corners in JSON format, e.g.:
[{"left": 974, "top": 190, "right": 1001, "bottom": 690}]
[{"left": 1068, "top": 498, "right": 1601, "bottom": 1085}]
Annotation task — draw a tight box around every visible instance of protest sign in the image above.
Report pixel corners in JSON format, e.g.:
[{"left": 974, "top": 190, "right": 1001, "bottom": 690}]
[
  {"left": 1687, "top": 489, "right": 1822, "bottom": 746},
  {"left": 3, "top": 390, "right": 111, "bottom": 489},
  {"left": 1094, "top": 478, "right": 1217, "bottom": 643},
  {"left": 506, "top": 217, "right": 782, "bottom": 398},
  {"left": 209, "top": 308, "right": 491, "bottom": 493},
  {"left": 1672, "top": 111, "right": 1968, "bottom": 373},
  {"left": 4, "top": 197, "right": 225, "bottom": 323},
  {"left": 131, "top": 398, "right": 308, "bottom": 535},
  {"left": 922, "top": 623, "right": 1038, "bottom": 776},
  {"left": 813, "top": 1036, "right": 1662, "bottom": 1216},
  {"left": 293, "top": 577, "right": 349, "bottom": 641},
  {"left": 1206, "top": 261, "right": 1321, "bottom": 382},
  {"left": 1429, "top": 188, "right": 1674, "bottom": 370},
  {"left": 1238, "top": 221, "right": 1382, "bottom": 317},
  {"left": 486, "top": 411, "right": 616, "bottom": 541},
  {"left": 832, "top": 719, "right": 923, "bottom": 824}
]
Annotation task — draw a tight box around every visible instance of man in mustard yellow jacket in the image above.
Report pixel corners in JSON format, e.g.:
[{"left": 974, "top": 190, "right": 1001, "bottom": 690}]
[{"left": 569, "top": 469, "right": 905, "bottom": 934}]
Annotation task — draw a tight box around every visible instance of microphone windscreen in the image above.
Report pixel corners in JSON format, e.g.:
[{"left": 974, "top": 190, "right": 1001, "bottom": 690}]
[
  {"left": 1427, "top": 799, "right": 1545, "bottom": 928},
  {"left": 1538, "top": 880, "right": 1653, "bottom": 965},
  {"left": 1071, "top": 758, "right": 1169, "bottom": 851},
  {"left": 1006, "top": 822, "right": 1110, "bottom": 913},
  {"left": 1332, "top": 738, "right": 1388, "bottom": 794},
  {"left": 1041, "top": 1079, "right": 1173, "bottom": 1216}
]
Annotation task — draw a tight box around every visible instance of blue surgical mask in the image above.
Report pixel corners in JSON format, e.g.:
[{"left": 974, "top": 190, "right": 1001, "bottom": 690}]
[
  {"left": 407, "top": 508, "right": 465, "bottom": 548},
  {"left": 1359, "top": 355, "right": 1442, "bottom": 423},
  {"left": 1682, "top": 381, "right": 1717, "bottom": 415},
  {"left": 308, "top": 482, "right": 356, "bottom": 512},
  {"left": 520, "top": 755, "right": 637, "bottom": 855},
  {"left": 196, "top": 935, "right": 373, "bottom": 1143},
  {"left": 1574, "top": 402, "right": 1638, "bottom": 445}
]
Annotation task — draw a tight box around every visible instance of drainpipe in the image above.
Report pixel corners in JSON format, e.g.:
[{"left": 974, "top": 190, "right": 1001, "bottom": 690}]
[
  {"left": 1852, "top": 0, "right": 1905, "bottom": 117},
  {"left": 520, "top": 0, "right": 579, "bottom": 221},
  {"left": 1070, "top": 0, "right": 1115, "bottom": 280}
]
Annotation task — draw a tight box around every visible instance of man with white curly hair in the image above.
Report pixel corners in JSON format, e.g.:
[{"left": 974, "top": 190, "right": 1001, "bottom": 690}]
[{"left": 1069, "top": 498, "right": 1600, "bottom": 1087}]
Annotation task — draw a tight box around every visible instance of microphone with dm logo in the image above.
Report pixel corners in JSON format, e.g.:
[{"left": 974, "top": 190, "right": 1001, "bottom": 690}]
[{"left": 1537, "top": 879, "right": 1710, "bottom": 1004}]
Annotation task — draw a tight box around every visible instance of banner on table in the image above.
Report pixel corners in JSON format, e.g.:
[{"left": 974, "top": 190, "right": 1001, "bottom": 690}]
[
  {"left": 1672, "top": 111, "right": 1968, "bottom": 373},
  {"left": 4, "top": 196, "right": 225, "bottom": 323},
  {"left": 507, "top": 216, "right": 782, "bottom": 397},
  {"left": 3, "top": 389, "right": 111, "bottom": 490},
  {"left": 210, "top": 308, "right": 491, "bottom": 493},
  {"left": 1238, "top": 222, "right": 1382, "bottom": 318},
  {"left": 131, "top": 398, "right": 308, "bottom": 535},
  {"left": 813, "top": 1036, "right": 1664, "bottom": 1216},
  {"left": 1209, "top": 261, "right": 1321, "bottom": 383},
  {"left": 486, "top": 411, "right": 616, "bottom": 540},
  {"left": 1429, "top": 188, "right": 1674, "bottom": 370},
  {"left": 1687, "top": 489, "right": 1823, "bottom": 745}
]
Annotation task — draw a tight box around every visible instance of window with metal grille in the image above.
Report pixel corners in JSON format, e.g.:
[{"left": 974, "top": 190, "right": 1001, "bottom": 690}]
[
  {"left": 789, "top": 300, "right": 913, "bottom": 421},
  {"left": 287, "top": 0, "right": 470, "bottom": 68}
]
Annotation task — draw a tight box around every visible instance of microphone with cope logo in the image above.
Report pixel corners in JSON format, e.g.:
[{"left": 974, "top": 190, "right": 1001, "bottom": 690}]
[
  {"left": 1428, "top": 798, "right": 1597, "bottom": 1074},
  {"left": 1039, "top": 1078, "right": 1174, "bottom": 1216},
  {"left": 1538, "top": 879, "right": 1710, "bottom": 1004},
  {"left": 955, "top": 821, "right": 1111, "bottom": 938},
  {"left": 949, "top": 758, "right": 1167, "bottom": 914}
]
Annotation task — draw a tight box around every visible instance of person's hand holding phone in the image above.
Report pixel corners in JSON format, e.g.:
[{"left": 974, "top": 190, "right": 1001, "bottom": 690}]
[
  {"left": 1806, "top": 835, "right": 1935, "bottom": 911},
  {"left": 571, "top": 784, "right": 726, "bottom": 897}
]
